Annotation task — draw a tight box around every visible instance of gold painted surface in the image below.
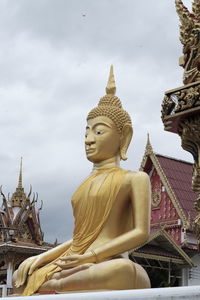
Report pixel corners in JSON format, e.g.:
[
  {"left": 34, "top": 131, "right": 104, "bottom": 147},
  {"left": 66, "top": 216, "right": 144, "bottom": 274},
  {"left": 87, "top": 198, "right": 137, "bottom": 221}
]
[
  {"left": 175, "top": 0, "right": 200, "bottom": 84},
  {"left": 161, "top": 81, "right": 200, "bottom": 132},
  {"left": 179, "top": 115, "right": 200, "bottom": 192},
  {"left": 13, "top": 67, "right": 151, "bottom": 295}
]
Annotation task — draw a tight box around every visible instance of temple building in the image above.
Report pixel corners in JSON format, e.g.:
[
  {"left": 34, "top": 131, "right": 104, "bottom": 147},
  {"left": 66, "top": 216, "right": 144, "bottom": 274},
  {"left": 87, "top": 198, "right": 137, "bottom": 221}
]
[
  {"left": 1, "top": 142, "right": 199, "bottom": 295},
  {"left": 0, "top": 160, "right": 51, "bottom": 297},
  {"left": 129, "top": 137, "right": 200, "bottom": 288}
]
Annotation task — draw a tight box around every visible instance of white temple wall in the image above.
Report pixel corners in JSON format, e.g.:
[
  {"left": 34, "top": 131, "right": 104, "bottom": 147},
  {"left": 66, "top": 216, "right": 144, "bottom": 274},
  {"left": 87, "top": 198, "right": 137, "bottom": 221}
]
[
  {"left": 6, "top": 261, "right": 13, "bottom": 288},
  {"left": 187, "top": 254, "right": 200, "bottom": 286}
]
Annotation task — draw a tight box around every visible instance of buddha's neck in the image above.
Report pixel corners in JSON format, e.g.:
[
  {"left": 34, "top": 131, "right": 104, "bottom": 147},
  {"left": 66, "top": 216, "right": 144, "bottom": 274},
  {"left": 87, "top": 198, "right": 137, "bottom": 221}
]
[{"left": 92, "top": 156, "right": 120, "bottom": 172}]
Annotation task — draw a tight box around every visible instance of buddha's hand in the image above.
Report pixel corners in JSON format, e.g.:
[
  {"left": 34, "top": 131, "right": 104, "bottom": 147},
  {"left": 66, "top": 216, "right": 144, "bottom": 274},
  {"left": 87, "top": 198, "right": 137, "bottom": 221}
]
[
  {"left": 54, "top": 252, "right": 96, "bottom": 269},
  {"left": 15, "top": 254, "right": 44, "bottom": 288}
]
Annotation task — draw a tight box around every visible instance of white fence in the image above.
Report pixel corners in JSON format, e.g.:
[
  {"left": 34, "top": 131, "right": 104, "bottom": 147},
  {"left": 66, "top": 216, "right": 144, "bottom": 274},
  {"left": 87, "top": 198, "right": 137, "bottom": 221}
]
[
  {"left": 0, "top": 285, "right": 7, "bottom": 298},
  {"left": 3, "top": 286, "right": 200, "bottom": 300}
]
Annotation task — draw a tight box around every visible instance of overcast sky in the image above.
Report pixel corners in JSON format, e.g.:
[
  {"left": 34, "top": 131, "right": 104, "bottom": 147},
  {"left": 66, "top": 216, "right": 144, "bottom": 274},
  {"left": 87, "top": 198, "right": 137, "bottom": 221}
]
[{"left": 0, "top": 0, "right": 194, "bottom": 243}]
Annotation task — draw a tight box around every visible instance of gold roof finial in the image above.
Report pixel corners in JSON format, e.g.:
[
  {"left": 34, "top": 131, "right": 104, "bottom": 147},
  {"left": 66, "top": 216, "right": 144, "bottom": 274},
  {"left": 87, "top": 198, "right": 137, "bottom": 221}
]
[
  {"left": 147, "top": 132, "right": 150, "bottom": 144},
  {"left": 106, "top": 65, "right": 116, "bottom": 96},
  {"left": 146, "top": 133, "right": 153, "bottom": 155},
  {"left": 18, "top": 157, "right": 23, "bottom": 189}
]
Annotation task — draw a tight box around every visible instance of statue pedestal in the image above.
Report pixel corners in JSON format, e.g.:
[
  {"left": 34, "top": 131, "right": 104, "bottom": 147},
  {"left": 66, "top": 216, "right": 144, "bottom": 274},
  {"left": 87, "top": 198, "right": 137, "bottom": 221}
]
[{"left": 5, "top": 286, "right": 200, "bottom": 300}]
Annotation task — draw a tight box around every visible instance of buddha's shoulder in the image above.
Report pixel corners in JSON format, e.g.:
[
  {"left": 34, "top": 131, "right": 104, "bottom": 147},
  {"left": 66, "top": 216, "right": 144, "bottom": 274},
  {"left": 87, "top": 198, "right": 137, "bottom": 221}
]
[{"left": 122, "top": 169, "right": 150, "bottom": 184}]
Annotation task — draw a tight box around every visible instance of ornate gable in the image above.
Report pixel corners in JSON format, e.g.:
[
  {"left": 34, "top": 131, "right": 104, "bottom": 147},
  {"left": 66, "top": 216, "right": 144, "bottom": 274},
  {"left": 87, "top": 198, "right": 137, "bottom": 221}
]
[{"left": 140, "top": 136, "right": 188, "bottom": 229}]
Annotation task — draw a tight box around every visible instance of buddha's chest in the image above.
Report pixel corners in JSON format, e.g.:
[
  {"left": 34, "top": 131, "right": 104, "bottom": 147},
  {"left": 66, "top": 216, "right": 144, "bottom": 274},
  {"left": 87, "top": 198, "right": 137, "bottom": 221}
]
[
  {"left": 107, "top": 198, "right": 133, "bottom": 228},
  {"left": 71, "top": 170, "right": 128, "bottom": 219},
  {"left": 71, "top": 173, "right": 109, "bottom": 207}
]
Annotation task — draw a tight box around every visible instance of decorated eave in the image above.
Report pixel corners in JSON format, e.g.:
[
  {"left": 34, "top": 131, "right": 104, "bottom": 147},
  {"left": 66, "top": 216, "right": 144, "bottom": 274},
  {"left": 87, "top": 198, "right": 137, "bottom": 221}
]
[
  {"left": 0, "top": 160, "right": 44, "bottom": 246},
  {"left": 130, "top": 228, "right": 194, "bottom": 267},
  {"left": 0, "top": 241, "right": 50, "bottom": 255},
  {"left": 140, "top": 136, "right": 197, "bottom": 230}
]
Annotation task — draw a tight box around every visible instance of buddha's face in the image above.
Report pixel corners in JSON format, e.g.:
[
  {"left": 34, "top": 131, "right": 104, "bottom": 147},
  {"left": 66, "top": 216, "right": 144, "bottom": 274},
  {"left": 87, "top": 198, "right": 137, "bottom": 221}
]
[{"left": 85, "top": 116, "right": 121, "bottom": 163}]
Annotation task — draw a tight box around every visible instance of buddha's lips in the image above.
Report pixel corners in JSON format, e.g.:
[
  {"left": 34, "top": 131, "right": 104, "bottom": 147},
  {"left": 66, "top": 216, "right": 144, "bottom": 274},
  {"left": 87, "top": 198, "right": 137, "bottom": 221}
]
[{"left": 86, "top": 148, "right": 96, "bottom": 153}]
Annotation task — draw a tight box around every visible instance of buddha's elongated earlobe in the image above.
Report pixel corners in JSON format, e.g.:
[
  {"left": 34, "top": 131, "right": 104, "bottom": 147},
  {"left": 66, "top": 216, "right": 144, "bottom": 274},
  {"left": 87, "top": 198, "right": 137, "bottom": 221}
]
[{"left": 120, "top": 124, "right": 133, "bottom": 160}]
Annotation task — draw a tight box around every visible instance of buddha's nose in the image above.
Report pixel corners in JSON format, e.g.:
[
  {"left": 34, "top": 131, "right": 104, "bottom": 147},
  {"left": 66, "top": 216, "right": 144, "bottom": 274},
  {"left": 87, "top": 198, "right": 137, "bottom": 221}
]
[{"left": 85, "top": 134, "right": 95, "bottom": 146}]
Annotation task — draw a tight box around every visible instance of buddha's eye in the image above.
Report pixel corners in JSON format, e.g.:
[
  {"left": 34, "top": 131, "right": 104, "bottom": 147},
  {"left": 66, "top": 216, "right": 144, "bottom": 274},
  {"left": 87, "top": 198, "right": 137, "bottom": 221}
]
[{"left": 95, "top": 130, "right": 103, "bottom": 135}]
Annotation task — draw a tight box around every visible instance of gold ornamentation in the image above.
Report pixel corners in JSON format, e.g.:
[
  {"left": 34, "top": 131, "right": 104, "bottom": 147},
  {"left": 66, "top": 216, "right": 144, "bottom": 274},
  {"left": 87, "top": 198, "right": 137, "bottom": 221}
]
[
  {"left": 175, "top": 0, "right": 200, "bottom": 84},
  {"left": 161, "top": 82, "right": 200, "bottom": 122},
  {"left": 161, "top": 95, "right": 175, "bottom": 121},
  {"left": 193, "top": 196, "right": 200, "bottom": 246},
  {"left": 179, "top": 115, "right": 200, "bottom": 192},
  {"left": 174, "top": 86, "right": 200, "bottom": 112},
  {"left": 152, "top": 182, "right": 161, "bottom": 208}
]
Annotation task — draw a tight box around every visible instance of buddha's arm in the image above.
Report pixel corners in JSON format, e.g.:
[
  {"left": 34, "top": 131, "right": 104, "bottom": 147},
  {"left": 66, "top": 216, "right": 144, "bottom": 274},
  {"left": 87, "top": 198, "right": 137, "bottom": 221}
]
[
  {"left": 94, "top": 171, "right": 150, "bottom": 262},
  {"left": 27, "top": 238, "right": 73, "bottom": 273},
  {"left": 15, "top": 239, "right": 72, "bottom": 287},
  {"left": 37, "top": 239, "right": 73, "bottom": 264}
]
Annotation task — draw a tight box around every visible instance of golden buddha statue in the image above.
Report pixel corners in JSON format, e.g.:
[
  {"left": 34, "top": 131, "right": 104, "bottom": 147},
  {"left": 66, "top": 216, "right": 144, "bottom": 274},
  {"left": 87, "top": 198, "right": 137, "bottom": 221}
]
[{"left": 13, "top": 66, "right": 151, "bottom": 295}]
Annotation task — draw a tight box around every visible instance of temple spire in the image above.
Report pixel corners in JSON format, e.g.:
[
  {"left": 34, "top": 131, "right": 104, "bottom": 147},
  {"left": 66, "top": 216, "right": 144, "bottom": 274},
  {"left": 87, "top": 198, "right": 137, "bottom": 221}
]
[
  {"left": 147, "top": 132, "right": 150, "bottom": 145},
  {"left": 18, "top": 157, "right": 23, "bottom": 189},
  {"left": 106, "top": 65, "right": 116, "bottom": 96},
  {"left": 140, "top": 133, "right": 154, "bottom": 171},
  {"left": 146, "top": 133, "right": 153, "bottom": 154}
]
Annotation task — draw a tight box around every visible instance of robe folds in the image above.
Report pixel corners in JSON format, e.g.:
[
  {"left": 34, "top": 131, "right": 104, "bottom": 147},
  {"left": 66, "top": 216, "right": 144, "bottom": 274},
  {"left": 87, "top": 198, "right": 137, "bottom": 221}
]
[{"left": 22, "top": 167, "right": 128, "bottom": 296}]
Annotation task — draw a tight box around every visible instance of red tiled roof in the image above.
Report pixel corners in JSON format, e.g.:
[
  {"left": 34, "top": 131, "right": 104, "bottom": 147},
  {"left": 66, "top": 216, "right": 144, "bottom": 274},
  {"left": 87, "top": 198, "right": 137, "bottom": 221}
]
[{"left": 156, "top": 154, "right": 197, "bottom": 222}]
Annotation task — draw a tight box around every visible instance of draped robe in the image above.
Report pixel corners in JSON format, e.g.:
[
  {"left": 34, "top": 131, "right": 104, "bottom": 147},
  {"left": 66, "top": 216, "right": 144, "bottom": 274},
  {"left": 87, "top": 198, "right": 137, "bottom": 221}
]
[{"left": 22, "top": 167, "right": 127, "bottom": 296}]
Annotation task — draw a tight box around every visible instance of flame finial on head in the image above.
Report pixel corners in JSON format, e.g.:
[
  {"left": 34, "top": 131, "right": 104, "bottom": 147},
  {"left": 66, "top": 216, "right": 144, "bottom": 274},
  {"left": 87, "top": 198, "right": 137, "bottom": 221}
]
[{"left": 106, "top": 65, "right": 116, "bottom": 96}]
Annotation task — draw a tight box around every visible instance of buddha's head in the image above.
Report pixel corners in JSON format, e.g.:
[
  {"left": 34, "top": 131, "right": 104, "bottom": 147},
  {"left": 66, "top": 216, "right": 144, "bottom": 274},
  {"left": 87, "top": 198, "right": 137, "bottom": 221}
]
[{"left": 85, "top": 66, "right": 133, "bottom": 163}]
